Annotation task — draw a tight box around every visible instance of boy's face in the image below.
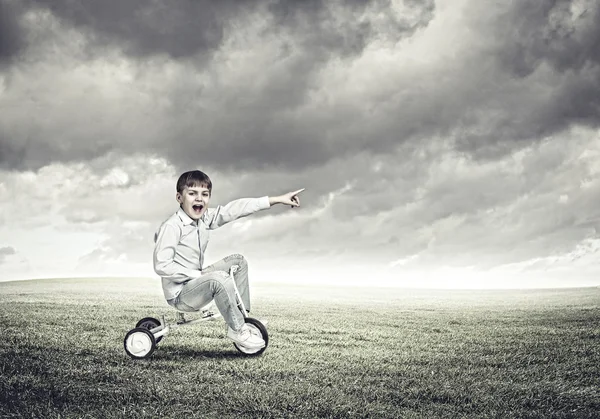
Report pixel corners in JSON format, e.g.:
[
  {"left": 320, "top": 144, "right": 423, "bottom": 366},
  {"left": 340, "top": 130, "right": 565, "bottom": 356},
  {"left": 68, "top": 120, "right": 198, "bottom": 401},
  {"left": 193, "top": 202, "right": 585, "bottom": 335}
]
[{"left": 177, "top": 185, "right": 211, "bottom": 221}]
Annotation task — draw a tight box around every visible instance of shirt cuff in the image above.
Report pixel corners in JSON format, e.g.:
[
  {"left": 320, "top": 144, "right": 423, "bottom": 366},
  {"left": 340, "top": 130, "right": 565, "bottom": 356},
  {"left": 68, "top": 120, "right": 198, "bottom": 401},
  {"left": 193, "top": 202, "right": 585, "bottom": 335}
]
[{"left": 258, "top": 196, "right": 271, "bottom": 210}]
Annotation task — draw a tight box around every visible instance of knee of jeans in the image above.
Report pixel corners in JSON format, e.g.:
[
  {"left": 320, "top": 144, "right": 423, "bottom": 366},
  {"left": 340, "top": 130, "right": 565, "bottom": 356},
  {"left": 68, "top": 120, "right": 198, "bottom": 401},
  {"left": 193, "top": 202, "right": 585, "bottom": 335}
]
[
  {"left": 230, "top": 253, "right": 247, "bottom": 268},
  {"left": 212, "top": 270, "right": 232, "bottom": 285},
  {"left": 213, "top": 271, "right": 238, "bottom": 295}
]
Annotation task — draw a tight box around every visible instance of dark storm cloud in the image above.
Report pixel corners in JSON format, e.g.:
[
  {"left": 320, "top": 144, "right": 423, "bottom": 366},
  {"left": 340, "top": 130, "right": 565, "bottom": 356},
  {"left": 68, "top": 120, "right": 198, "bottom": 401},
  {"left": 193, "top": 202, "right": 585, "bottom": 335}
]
[
  {"left": 268, "top": 0, "right": 435, "bottom": 57},
  {"left": 0, "top": 1, "right": 25, "bottom": 67},
  {"left": 0, "top": 135, "right": 26, "bottom": 170},
  {"left": 455, "top": 0, "right": 600, "bottom": 158},
  {"left": 137, "top": 0, "right": 600, "bottom": 172},
  {"left": 0, "top": 125, "right": 114, "bottom": 170},
  {"left": 1, "top": 0, "right": 599, "bottom": 172},
  {"left": 0, "top": 0, "right": 435, "bottom": 171},
  {"left": 165, "top": 0, "right": 437, "bottom": 172},
  {"left": 494, "top": 1, "right": 600, "bottom": 74},
  {"left": 26, "top": 0, "right": 429, "bottom": 60},
  {"left": 28, "top": 0, "right": 247, "bottom": 59}
]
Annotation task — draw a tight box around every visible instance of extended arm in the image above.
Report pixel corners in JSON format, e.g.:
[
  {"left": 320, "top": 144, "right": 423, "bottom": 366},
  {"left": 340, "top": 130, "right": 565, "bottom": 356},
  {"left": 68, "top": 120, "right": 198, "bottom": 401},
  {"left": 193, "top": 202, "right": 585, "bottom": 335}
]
[
  {"left": 204, "top": 196, "right": 271, "bottom": 229},
  {"left": 205, "top": 189, "right": 305, "bottom": 229}
]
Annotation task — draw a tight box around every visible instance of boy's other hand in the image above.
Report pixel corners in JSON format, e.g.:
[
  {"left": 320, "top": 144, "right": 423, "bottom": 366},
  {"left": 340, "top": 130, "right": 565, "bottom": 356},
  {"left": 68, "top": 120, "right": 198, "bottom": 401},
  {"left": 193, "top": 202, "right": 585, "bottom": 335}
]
[{"left": 270, "top": 188, "right": 305, "bottom": 208}]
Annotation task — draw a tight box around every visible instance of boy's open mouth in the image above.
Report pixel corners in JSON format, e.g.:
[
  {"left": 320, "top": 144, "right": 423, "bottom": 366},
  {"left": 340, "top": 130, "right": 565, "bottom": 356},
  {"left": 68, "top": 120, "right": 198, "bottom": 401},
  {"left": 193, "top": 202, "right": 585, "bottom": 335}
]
[{"left": 193, "top": 205, "right": 203, "bottom": 213}]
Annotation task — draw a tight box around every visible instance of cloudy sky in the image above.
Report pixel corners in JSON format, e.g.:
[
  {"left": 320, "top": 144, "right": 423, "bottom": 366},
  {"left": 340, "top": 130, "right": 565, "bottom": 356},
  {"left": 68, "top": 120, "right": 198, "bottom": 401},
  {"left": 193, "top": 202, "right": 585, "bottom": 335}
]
[{"left": 1, "top": 0, "right": 599, "bottom": 288}]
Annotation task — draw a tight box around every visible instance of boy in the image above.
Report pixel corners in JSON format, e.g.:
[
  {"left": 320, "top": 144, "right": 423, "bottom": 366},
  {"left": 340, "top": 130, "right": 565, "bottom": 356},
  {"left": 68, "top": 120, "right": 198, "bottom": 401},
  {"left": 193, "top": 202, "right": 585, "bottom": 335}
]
[{"left": 153, "top": 170, "right": 304, "bottom": 350}]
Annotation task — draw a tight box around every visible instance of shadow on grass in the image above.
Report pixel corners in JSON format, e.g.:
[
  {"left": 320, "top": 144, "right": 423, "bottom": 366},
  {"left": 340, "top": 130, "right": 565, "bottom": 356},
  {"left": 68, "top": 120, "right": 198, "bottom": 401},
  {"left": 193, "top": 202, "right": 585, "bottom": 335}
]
[{"left": 150, "top": 347, "right": 255, "bottom": 360}]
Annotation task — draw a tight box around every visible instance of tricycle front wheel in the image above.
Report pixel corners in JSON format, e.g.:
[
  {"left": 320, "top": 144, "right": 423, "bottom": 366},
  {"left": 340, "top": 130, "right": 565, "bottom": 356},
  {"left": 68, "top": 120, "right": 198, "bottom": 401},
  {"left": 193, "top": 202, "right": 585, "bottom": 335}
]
[{"left": 234, "top": 317, "right": 269, "bottom": 356}]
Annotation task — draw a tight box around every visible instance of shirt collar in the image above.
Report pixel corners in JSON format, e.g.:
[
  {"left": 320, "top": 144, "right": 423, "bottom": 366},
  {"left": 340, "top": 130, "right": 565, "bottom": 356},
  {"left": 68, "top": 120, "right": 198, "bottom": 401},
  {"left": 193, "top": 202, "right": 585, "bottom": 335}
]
[{"left": 177, "top": 207, "right": 197, "bottom": 226}]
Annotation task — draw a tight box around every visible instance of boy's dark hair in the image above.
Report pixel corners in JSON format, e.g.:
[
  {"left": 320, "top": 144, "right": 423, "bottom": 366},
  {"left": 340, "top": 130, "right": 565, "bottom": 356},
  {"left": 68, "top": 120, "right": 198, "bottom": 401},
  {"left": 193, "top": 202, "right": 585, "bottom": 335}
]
[{"left": 176, "top": 170, "right": 212, "bottom": 194}]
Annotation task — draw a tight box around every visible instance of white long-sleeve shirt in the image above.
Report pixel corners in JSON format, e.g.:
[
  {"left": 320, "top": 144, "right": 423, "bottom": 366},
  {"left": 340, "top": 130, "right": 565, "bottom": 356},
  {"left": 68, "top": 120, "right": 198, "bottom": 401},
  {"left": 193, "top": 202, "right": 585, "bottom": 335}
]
[{"left": 153, "top": 196, "right": 271, "bottom": 300}]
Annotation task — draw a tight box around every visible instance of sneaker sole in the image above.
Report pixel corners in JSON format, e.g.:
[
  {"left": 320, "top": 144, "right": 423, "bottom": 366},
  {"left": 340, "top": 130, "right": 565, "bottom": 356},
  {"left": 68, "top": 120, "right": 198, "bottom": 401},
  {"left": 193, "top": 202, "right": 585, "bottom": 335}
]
[{"left": 227, "top": 334, "right": 265, "bottom": 349}]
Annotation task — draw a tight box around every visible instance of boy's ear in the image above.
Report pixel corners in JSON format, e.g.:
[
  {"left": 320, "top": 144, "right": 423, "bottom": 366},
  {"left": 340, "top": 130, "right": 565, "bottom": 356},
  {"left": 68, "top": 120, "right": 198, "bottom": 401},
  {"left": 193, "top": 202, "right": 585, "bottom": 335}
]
[{"left": 176, "top": 192, "right": 182, "bottom": 204}]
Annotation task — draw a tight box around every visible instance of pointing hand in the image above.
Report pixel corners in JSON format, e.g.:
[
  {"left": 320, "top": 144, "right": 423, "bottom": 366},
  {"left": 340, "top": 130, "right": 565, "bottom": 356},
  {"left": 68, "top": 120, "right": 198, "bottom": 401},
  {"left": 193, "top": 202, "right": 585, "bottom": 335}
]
[{"left": 272, "top": 188, "right": 305, "bottom": 208}]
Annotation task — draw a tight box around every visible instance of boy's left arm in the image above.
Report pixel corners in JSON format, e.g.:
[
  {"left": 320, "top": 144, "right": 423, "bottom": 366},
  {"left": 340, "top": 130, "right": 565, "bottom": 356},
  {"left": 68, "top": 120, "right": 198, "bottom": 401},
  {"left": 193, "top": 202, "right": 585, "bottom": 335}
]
[
  {"left": 204, "top": 197, "right": 270, "bottom": 230},
  {"left": 204, "top": 189, "right": 305, "bottom": 230}
]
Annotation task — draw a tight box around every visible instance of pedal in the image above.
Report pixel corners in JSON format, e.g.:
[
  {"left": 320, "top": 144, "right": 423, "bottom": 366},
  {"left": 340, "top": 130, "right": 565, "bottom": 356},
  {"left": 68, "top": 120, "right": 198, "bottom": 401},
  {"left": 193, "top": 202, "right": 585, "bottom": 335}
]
[
  {"left": 176, "top": 312, "right": 188, "bottom": 325},
  {"left": 201, "top": 309, "right": 219, "bottom": 321}
]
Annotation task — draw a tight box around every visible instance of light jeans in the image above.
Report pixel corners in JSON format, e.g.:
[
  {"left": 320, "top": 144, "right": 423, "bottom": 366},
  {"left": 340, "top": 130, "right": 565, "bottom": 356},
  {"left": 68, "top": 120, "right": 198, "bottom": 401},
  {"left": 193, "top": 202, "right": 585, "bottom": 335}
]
[{"left": 167, "top": 254, "right": 251, "bottom": 331}]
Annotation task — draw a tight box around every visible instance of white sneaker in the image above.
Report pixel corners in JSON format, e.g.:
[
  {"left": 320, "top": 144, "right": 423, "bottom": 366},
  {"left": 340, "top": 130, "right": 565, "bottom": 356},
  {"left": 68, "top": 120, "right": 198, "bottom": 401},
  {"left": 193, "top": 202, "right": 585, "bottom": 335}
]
[{"left": 227, "top": 325, "right": 265, "bottom": 349}]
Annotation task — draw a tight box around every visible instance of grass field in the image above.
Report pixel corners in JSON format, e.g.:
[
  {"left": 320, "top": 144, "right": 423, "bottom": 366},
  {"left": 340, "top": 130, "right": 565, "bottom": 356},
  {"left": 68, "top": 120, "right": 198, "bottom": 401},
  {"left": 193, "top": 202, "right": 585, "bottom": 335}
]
[{"left": 1, "top": 278, "right": 599, "bottom": 418}]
